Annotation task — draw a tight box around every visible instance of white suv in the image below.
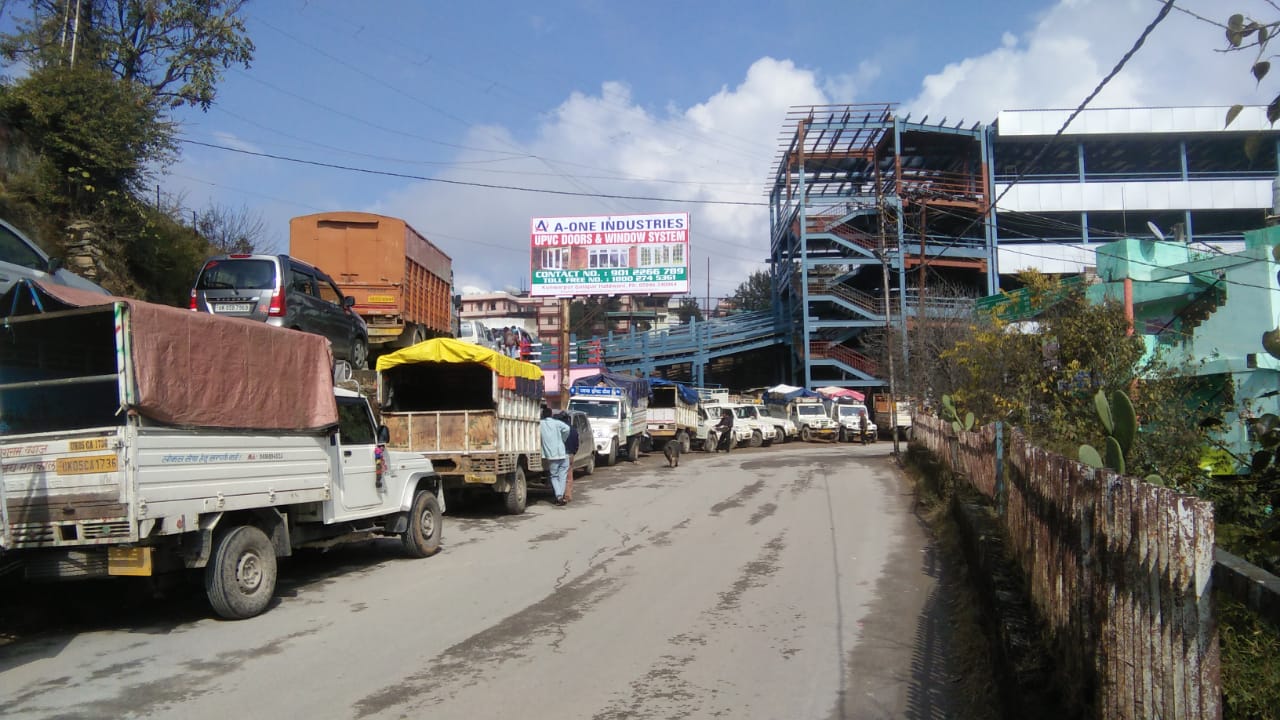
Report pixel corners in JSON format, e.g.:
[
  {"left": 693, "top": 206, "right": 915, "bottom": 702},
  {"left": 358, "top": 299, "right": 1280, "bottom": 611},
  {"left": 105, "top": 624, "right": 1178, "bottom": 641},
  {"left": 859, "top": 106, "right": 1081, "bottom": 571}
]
[{"left": 736, "top": 403, "right": 792, "bottom": 444}]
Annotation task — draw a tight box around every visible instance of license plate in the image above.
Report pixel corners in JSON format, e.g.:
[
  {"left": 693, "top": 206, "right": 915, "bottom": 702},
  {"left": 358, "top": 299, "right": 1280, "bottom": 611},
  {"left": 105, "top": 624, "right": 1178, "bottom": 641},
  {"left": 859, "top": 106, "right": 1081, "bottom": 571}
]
[
  {"left": 213, "top": 303, "right": 253, "bottom": 313},
  {"left": 56, "top": 454, "right": 119, "bottom": 475},
  {"left": 366, "top": 294, "right": 395, "bottom": 304}
]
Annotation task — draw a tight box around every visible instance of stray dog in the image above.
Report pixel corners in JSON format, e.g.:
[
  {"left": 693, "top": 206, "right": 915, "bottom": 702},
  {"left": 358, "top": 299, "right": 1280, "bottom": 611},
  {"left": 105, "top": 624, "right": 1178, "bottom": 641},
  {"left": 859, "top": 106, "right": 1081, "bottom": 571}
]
[{"left": 663, "top": 440, "right": 682, "bottom": 468}]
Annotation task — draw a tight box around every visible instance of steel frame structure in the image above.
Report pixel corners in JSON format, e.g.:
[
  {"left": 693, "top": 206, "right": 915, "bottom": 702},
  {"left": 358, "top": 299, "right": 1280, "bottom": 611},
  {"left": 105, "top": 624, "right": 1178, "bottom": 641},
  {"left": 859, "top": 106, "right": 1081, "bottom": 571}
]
[{"left": 767, "top": 103, "right": 997, "bottom": 391}]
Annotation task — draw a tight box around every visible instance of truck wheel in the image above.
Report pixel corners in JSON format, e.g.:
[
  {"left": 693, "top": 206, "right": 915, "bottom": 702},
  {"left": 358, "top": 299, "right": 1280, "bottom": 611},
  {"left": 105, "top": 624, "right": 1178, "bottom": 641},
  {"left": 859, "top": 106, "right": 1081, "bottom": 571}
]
[
  {"left": 351, "top": 336, "right": 369, "bottom": 370},
  {"left": 582, "top": 452, "right": 595, "bottom": 476},
  {"left": 749, "top": 429, "right": 763, "bottom": 448},
  {"left": 402, "top": 489, "right": 442, "bottom": 558},
  {"left": 627, "top": 435, "right": 641, "bottom": 461},
  {"left": 205, "top": 525, "right": 278, "bottom": 620},
  {"left": 838, "top": 428, "right": 847, "bottom": 443},
  {"left": 680, "top": 432, "right": 691, "bottom": 454},
  {"left": 801, "top": 426, "right": 813, "bottom": 442},
  {"left": 602, "top": 440, "right": 618, "bottom": 467},
  {"left": 503, "top": 465, "right": 527, "bottom": 515}
]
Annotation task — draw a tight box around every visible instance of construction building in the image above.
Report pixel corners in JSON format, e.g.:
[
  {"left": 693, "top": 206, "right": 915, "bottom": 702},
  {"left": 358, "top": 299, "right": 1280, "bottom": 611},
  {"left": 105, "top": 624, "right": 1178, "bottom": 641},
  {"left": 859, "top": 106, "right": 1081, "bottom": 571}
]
[{"left": 768, "top": 104, "right": 1280, "bottom": 393}]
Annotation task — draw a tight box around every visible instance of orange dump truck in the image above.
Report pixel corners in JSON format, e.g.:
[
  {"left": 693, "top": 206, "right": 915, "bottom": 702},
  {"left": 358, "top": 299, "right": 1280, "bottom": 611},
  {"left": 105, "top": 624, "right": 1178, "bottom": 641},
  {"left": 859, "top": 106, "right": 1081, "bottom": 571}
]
[{"left": 290, "top": 211, "right": 453, "bottom": 350}]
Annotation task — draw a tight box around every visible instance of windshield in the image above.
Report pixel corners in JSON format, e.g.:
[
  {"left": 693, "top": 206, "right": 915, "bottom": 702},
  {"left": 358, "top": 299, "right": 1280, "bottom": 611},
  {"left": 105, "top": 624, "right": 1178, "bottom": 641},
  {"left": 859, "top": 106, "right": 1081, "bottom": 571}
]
[
  {"left": 197, "top": 259, "right": 276, "bottom": 290},
  {"left": 838, "top": 406, "right": 867, "bottom": 418},
  {"left": 733, "top": 406, "right": 754, "bottom": 419},
  {"left": 757, "top": 407, "right": 774, "bottom": 418},
  {"left": 569, "top": 399, "right": 620, "bottom": 419},
  {"left": 796, "top": 405, "right": 824, "bottom": 416}
]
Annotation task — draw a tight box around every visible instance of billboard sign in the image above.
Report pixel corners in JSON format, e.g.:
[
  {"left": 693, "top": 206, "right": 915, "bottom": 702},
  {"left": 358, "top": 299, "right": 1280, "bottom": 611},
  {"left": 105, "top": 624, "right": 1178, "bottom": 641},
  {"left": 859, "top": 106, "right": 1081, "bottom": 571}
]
[{"left": 530, "top": 212, "right": 689, "bottom": 297}]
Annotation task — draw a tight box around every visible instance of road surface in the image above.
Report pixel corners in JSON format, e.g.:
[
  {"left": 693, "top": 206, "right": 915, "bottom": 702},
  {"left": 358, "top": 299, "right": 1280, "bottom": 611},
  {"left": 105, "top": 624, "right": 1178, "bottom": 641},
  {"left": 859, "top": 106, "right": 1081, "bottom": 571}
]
[{"left": 0, "top": 442, "right": 964, "bottom": 719}]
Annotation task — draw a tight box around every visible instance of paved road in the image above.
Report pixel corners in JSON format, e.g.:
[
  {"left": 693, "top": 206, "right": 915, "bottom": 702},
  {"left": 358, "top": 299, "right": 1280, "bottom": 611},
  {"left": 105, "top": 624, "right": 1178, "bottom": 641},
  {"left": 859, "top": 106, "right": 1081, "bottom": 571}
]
[{"left": 0, "top": 442, "right": 960, "bottom": 720}]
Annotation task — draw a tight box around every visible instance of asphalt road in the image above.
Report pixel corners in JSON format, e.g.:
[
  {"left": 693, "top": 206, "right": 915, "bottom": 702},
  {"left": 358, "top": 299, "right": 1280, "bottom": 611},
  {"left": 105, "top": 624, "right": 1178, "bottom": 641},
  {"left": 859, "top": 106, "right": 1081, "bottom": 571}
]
[{"left": 0, "top": 441, "right": 962, "bottom": 720}]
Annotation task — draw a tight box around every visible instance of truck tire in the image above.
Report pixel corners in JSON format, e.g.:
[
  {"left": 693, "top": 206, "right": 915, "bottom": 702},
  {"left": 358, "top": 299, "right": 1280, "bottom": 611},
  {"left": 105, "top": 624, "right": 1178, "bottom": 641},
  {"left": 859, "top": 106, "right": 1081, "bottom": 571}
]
[
  {"left": 503, "top": 465, "right": 527, "bottom": 515},
  {"left": 582, "top": 452, "right": 595, "bottom": 476},
  {"left": 627, "top": 436, "right": 641, "bottom": 462},
  {"left": 205, "top": 525, "right": 278, "bottom": 620},
  {"left": 801, "top": 426, "right": 813, "bottom": 442},
  {"left": 402, "top": 489, "right": 442, "bottom": 558},
  {"left": 680, "top": 432, "right": 691, "bottom": 454},
  {"left": 838, "top": 428, "right": 847, "bottom": 443},
  {"left": 602, "top": 440, "right": 618, "bottom": 467},
  {"left": 750, "top": 429, "right": 763, "bottom": 448}
]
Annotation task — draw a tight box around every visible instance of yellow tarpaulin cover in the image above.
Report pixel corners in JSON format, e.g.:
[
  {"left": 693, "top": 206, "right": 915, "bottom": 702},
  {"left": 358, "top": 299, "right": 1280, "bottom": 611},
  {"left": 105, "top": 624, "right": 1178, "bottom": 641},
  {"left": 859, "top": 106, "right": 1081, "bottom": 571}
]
[{"left": 375, "top": 337, "right": 544, "bottom": 380}]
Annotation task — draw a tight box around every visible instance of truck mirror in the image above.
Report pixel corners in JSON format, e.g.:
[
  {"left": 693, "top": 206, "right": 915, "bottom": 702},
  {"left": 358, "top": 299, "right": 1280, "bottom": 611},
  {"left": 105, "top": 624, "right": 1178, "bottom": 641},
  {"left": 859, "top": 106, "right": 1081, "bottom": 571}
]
[
  {"left": 343, "top": 295, "right": 356, "bottom": 308},
  {"left": 377, "top": 425, "right": 390, "bottom": 444}
]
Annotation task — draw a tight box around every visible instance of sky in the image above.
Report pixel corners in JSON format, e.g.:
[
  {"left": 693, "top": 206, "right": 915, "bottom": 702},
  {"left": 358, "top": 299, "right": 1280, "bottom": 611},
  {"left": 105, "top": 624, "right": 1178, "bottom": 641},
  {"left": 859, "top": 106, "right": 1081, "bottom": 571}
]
[{"left": 84, "top": 1, "right": 1280, "bottom": 297}]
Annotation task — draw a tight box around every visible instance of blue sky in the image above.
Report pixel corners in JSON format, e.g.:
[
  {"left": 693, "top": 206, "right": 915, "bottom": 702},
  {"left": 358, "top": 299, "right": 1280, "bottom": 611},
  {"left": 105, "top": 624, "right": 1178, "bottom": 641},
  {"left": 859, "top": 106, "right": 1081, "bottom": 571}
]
[{"left": 100, "top": 1, "right": 1280, "bottom": 295}]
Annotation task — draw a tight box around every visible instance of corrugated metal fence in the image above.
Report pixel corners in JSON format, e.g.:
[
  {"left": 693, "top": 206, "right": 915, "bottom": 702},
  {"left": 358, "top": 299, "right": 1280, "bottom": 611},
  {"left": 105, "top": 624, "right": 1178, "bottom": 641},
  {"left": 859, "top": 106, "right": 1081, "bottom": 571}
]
[{"left": 913, "top": 413, "right": 1220, "bottom": 719}]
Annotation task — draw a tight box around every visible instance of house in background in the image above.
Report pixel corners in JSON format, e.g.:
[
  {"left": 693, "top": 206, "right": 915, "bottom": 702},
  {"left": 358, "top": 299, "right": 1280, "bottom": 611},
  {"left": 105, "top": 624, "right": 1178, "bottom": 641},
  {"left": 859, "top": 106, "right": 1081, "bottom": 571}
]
[{"left": 1085, "top": 227, "right": 1280, "bottom": 460}]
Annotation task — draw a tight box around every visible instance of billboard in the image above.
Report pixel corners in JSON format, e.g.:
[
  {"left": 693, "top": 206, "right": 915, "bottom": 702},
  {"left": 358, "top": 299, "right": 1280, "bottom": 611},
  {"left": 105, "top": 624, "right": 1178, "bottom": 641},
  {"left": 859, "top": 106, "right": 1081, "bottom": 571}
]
[{"left": 529, "top": 212, "right": 689, "bottom": 297}]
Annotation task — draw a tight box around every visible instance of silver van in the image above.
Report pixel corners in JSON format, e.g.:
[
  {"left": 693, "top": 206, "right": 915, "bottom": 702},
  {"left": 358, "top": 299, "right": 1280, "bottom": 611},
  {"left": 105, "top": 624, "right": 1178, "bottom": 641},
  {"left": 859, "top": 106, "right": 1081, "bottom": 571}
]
[{"left": 190, "top": 254, "right": 369, "bottom": 369}]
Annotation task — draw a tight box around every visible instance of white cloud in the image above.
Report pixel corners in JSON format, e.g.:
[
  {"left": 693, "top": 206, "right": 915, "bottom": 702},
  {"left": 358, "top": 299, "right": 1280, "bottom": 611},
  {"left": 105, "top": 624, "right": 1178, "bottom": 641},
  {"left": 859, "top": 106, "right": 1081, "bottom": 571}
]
[
  {"left": 375, "top": 57, "right": 834, "bottom": 299},
  {"left": 904, "top": 0, "right": 1275, "bottom": 123}
]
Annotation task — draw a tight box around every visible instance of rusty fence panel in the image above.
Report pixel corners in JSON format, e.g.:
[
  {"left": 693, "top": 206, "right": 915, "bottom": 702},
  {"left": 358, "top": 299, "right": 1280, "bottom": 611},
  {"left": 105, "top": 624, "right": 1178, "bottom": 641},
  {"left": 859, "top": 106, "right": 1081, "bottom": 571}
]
[{"left": 910, "top": 416, "right": 1221, "bottom": 720}]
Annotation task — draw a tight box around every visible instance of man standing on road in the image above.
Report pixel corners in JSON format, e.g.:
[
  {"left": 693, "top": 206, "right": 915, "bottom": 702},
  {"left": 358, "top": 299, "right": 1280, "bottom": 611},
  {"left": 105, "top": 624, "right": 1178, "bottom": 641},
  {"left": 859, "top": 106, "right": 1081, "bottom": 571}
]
[
  {"left": 540, "top": 406, "right": 571, "bottom": 505},
  {"left": 555, "top": 410, "right": 579, "bottom": 503},
  {"left": 859, "top": 411, "right": 869, "bottom": 446}
]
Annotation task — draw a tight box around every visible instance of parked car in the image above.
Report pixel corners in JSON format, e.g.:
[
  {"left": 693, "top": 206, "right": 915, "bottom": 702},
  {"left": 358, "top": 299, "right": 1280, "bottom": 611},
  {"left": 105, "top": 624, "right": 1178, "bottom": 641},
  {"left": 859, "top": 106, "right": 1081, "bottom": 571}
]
[
  {"left": 0, "top": 217, "right": 109, "bottom": 296},
  {"left": 190, "top": 253, "right": 369, "bottom": 369},
  {"left": 457, "top": 319, "right": 496, "bottom": 349},
  {"left": 559, "top": 409, "right": 596, "bottom": 476}
]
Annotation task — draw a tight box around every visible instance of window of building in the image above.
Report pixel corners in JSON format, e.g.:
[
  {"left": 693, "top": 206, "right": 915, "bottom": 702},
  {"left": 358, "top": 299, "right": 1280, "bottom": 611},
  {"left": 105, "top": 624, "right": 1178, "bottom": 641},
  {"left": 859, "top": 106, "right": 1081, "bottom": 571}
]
[
  {"left": 542, "top": 247, "right": 569, "bottom": 270},
  {"left": 637, "top": 243, "right": 685, "bottom": 267},
  {"left": 588, "top": 247, "right": 629, "bottom": 269}
]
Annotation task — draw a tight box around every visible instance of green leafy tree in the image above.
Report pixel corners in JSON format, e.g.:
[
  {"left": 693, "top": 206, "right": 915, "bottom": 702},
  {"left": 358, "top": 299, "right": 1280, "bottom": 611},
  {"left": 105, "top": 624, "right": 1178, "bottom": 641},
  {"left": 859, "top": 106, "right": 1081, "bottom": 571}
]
[
  {"left": 675, "top": 296, "right": 703, "bottom": 323},
  {"left": 729, "top": 268, "right": 772, "bottom": 312},
  {"left": 1, "top": 0, "right": 255, "bottom": 110}
]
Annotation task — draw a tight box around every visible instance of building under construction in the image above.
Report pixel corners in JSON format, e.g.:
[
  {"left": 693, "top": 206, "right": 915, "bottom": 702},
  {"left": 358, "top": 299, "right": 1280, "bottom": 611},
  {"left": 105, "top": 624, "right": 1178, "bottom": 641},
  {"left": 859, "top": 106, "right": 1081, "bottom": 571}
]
[{"left": 768, "top": 103, "right": 996, "bottom": 392}]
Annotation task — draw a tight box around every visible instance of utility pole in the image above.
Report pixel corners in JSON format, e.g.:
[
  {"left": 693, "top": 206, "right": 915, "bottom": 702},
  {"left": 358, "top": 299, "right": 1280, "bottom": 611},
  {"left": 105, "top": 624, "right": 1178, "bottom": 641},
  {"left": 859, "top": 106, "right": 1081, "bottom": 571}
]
[
  {"left": 879, "top": 204, "right": 901, "bottom": 459},
  {"left": 559, "top": 296, "right": 570, "bottom": 409}
]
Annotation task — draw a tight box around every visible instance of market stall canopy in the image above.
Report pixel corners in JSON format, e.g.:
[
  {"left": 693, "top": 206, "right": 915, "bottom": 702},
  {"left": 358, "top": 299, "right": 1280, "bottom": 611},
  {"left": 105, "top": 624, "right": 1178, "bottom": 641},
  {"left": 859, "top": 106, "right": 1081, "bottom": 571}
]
[
  {"left": 762, "top": 383, "right": 822, "bottom": 405},
  {"left": 816, "top": 386, "right": 865, "bottom": 402}
]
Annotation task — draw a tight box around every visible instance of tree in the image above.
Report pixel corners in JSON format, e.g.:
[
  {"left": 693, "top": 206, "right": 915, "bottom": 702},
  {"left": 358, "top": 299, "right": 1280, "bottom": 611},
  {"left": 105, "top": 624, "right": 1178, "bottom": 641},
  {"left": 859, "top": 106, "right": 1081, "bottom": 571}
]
[
  {"left": 675, "top": 296, "right": 703, "bottom": 324},
  {"left": 729, "top": 269, "right": 772, "bottom": 312},
  {"left": 570, "top": 296, "right": 620, "bottom": 337},
  {"left": 1, "top": 0, "right": 255, "bottom": 110},
  {"left": 195, "top": 203, "right": 269, "bottom": 254}
]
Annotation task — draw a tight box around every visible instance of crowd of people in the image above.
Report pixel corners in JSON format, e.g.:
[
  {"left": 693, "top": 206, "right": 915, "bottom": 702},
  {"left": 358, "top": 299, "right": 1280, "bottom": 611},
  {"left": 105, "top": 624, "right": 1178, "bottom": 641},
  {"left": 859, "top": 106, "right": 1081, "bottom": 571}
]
[{"left": 495, "top": 325, "right": 534, "bottom": 360}]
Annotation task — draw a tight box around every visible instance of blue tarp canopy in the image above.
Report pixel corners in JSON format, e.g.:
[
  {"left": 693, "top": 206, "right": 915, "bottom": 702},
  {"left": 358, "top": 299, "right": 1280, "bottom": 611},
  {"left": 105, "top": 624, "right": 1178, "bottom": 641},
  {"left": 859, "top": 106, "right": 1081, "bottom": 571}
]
[
  {"left": 762, "top": 383, "right": 822, "bottom": 405},
  {"left": 572, "top": 371, "right": 651, "bottom": 405},
  {"left": 649, "top": 378, "right": 700, "bottom": 405}
]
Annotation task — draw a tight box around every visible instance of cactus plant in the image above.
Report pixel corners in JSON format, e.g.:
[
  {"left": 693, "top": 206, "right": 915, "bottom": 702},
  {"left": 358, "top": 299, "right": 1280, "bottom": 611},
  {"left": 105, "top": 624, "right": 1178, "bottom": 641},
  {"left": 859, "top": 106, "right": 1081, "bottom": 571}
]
[
  {"left": 1079, "top": 389, "right": 1136, "bottom": 473},
  {"left": 940, "top": 394, "right": 975, "bottom": 434}
]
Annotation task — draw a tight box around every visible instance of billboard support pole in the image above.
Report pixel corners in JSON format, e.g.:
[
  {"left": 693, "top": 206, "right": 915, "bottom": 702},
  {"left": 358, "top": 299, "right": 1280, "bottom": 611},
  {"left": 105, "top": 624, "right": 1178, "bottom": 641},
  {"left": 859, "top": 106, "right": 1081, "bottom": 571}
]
[{"left": 559, "top": 296, "right": 571, "bottom": 409}]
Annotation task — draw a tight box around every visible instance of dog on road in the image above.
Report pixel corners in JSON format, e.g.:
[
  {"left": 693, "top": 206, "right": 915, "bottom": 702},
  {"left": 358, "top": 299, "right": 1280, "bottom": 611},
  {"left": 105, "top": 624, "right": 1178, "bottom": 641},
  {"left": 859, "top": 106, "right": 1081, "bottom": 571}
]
[{"left": 663, "top": 440, "right": 681, "bottom": 468}]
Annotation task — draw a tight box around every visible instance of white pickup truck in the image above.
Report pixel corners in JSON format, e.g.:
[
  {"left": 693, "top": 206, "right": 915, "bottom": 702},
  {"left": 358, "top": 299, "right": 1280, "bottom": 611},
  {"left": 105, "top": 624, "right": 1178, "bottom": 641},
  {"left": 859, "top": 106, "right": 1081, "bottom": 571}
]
[{"left": 0, "top": 282, "right": 443, "bottom": 619}]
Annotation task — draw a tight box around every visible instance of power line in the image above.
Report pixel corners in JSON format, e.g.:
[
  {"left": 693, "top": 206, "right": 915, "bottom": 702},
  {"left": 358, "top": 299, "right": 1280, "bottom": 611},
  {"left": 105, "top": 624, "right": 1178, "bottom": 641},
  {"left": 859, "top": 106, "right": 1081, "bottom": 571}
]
[
  {"left": 914, "top": 0, "right": 1178, "bottom": 274},
  {"left": 178, "top": 137, "right": 771, "bottom": 207}
]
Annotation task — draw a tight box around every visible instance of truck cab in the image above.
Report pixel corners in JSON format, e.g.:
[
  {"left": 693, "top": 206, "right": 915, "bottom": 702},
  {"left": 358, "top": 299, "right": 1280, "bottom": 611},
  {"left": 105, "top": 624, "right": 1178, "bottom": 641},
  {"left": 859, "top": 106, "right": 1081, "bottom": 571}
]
[
  {"left": 700, "top": 403, "right": 754, "bottom": 449},
  {"left": 791, "top": 399, "right": 838, "bottom": 441},
  {"left": 569, "top": 386, "right": 638, "bottom": 465},
  {"left": 739, "top": 403, "right": 793, "bottom": 444},
  {"left": 830, "top": 402, "right": 877, "bottom": 443}
]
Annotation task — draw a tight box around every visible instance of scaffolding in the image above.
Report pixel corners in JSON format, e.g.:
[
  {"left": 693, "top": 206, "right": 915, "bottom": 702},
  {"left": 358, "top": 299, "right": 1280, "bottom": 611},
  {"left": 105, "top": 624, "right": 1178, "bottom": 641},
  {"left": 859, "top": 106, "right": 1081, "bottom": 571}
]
[{"left": 767, "top": 103, "right": 997, "bottom": 391}]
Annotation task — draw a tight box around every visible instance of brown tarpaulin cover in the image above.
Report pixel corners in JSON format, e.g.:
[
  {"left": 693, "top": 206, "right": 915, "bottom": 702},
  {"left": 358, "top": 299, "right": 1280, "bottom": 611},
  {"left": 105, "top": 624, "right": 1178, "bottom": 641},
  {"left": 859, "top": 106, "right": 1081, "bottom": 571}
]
[{"left": 23, "top": 282, "right": 338, "bottom": 431}]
